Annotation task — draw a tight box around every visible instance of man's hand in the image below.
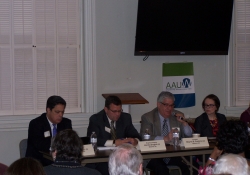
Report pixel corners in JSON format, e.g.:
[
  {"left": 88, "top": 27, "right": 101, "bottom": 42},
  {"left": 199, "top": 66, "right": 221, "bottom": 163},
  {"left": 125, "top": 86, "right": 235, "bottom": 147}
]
[
  {"left": 175, "top": 112, "right": 188, "bottom": 126},
  {"left": 126, "top": 138, "right": 138, "bottom": 146},
  {"left": 115, "top": 138, "right": 138, "bottom": 146},
  {"left": 164, "top": 130, "right": 173, "bottom": 142}
]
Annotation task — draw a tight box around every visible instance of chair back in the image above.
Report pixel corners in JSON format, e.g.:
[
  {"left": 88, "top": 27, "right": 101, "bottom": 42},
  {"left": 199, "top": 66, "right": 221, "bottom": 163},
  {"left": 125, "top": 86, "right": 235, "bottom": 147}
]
[
  {"left": 80, "top": 136, "right": 90, "bottom": 145},
  {"left": 0, "top": 162, "right": 8, "bottom": 175},
  {"left": 19, "top": 139, "right": 28, "bottom": 158}
]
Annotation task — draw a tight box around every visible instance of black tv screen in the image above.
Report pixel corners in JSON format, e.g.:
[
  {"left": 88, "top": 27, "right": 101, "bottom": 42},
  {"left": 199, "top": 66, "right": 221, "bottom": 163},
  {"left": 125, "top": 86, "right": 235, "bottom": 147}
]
[{"left": 134, "top": 0, "right": 234, "bottom": 56}]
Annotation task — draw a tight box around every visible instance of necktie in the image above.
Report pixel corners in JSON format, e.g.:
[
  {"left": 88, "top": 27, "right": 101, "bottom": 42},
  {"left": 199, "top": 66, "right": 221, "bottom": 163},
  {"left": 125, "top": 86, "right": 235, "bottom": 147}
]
[
  {"left": 52, "top": 124, "right": 57, "bottom": 137},
  {"left": 162, "top": 119, "right": 170, "bottom": 164},
  {"left": 110, "top": 121, "right": 116, "bottom": 140},
  {"left": 162, "top": 119, "right": 169, "bottom": 136}
]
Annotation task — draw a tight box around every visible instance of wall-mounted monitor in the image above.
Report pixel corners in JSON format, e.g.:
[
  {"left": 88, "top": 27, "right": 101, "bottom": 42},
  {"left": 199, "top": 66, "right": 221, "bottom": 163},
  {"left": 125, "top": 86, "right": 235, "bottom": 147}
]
[{"left": 134, "top": 0, "right": 234, "bottom": 56}]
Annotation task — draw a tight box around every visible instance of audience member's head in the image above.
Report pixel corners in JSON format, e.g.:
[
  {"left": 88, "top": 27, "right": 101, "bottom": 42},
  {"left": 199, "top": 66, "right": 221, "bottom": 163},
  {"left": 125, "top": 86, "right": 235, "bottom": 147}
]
[
  {"left": 108, "top": 144, "right": 143, "bottom": 175},
  {"left": 216, "top": 120, "right": 248, "bottom": 154},
  {"left": 6, "top": 157, "right": 45, "bottom": 175},
  {"left": 213, "top": 153, "right": 250, "bottom": 175},
  {"left": 50, "top": 129, "right": 83, "bottom": 163}
]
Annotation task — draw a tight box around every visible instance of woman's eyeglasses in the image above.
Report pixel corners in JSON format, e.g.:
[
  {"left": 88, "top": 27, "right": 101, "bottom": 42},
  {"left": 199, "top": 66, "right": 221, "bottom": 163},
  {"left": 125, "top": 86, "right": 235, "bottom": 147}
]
[{"left": 204, "top": 104, "right": 215, "bottom": 108}]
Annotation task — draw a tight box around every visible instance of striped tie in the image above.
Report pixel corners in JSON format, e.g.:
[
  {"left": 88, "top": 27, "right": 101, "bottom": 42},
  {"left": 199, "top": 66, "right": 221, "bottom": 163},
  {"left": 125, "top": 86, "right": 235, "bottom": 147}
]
[
  {"left": 110, "top": 121, "right": 116, "bottom": 140},
  {"left": 162, "top": 119, "right": 169, "bottom": 136},
  {"left": 162, "top": 119, "right": 170, "bottom": 164}
]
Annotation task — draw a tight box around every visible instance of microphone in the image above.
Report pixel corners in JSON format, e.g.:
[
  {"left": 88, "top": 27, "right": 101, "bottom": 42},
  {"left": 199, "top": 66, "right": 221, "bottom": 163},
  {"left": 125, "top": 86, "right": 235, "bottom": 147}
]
[{"left": 172, "top": 112, "right": 184, "bottom": 120}]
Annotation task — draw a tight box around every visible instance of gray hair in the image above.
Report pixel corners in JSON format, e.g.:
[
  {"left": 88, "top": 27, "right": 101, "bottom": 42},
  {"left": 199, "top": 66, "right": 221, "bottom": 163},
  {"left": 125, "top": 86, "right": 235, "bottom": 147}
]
[
  {"left": 212, "top": 154, "right": 250, "bottom": 175},
  {"left": 108, "top": 144, "right": 143, "bottom": 175},
  {"left": 157, "top": 91, "right": 175, "bottom": 103}
]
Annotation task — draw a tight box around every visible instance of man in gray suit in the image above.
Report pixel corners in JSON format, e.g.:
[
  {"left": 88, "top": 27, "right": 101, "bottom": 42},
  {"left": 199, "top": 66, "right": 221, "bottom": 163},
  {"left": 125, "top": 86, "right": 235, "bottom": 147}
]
[
  {"left": 86, "top": 95, "right": 141, "bottom": 175},
  {"left": 140, "top": 91, "right": 193, "bottom": 175}
]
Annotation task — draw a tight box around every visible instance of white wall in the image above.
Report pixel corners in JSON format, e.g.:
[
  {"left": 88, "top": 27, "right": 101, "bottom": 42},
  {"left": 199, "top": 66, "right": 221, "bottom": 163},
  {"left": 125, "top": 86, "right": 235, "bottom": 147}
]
[
  {"left": 95, "top": 0, "right": 229, "bottom": 119},
  {"left": 0, "top": 0, "right": 243, "bottom": 166}
]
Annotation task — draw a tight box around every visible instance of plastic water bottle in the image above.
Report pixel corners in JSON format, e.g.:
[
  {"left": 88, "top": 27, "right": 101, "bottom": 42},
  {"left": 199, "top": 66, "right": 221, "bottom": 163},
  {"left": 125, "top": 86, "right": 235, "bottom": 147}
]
[
  {"left": 143, "top": 128, "right": 150, "bottom": 140},
  {"left": 172, "top": 128, "right": 179, "bottom": 147},
  {"left": 90, "top": 132, "right": 97, "bottom": 152}
]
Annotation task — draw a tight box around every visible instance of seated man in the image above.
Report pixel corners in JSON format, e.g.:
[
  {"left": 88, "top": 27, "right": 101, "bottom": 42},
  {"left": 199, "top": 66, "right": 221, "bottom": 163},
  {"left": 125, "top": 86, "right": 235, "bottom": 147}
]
[
  {"left": 109, "top": 143, "right": 143, "bottom": 175},
  {"left": 25, "top": 95, "right": 72, "bottom": 166},
  {"left": 86, "top": 95, "right": 141, "bottom": 175},
  {"left": 140, "top": 91, "right": 194, "bottom": 175}
]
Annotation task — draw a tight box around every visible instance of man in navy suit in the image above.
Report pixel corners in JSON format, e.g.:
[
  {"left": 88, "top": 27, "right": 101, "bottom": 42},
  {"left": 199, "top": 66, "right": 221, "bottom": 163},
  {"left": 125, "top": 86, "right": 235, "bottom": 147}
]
[
  {"left": 25, "top": 95, "right": 72, "bottom": 166},
  {"left": 86, "top": 95, "right": 141, "bottom": 175}
]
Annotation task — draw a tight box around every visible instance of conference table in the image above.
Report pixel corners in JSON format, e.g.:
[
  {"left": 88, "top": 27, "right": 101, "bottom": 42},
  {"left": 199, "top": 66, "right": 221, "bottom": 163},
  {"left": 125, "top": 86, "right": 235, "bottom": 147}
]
[
  {"left": 42, "top": 141, "right": 215, "bottom": 175},
  {"left": 82, "top": 142, "right": 215, "bottom": 175}
]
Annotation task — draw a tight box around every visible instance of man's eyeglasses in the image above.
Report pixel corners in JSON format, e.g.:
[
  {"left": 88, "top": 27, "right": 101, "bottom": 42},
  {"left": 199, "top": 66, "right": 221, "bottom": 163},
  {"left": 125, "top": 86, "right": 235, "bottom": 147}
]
[
  {"left": 108, "top": 108, "right": 123, "bottom": 113},
  {"left": 160, "top": 102, "right": 175, "bottom": 108},
  {"left": 203, "top": 104, "right": 215, "bottom": 108}
]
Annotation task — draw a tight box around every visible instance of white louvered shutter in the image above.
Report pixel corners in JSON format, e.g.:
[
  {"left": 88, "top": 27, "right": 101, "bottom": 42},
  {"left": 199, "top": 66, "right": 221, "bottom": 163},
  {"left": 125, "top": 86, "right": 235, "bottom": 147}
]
[
  {"left": 35, "top": 0, "right": 57, "bottom": 113},
  {"left": 0, "top": 0, "right": 80, "bottom": 115},
  {"left": 13, "top": 0, "right": 34, "bottom": 114},
  {"left": 0, "top": 0, "right": 12, "bottom": 115},
  {"left": 57, "top": 0, "right": 80, "bottom": 113},
  {"left": 235, "top": 0, "right": 250, "bottom": 105}
]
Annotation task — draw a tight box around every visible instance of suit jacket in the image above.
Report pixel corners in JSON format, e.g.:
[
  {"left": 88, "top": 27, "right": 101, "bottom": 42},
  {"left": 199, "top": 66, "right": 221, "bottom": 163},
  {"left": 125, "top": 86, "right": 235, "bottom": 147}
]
[
  {"left": 140, "top": 108, "right": 192, "bottom": 139},
  {"left": 87, "top": 109, "right": 141, "bottom": 146},
  {"left": 25, "top": 113, "right": 72, "bottom": 165},
  {"left": 194, "top": 112, "right": 227, "bottom": 137},
  {"left": 240, "top": 107, "right": 250, "bottom": 123}
]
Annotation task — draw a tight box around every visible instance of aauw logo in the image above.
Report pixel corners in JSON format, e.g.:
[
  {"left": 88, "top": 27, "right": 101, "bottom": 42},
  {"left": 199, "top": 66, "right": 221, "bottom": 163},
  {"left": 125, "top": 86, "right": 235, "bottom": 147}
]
[{"left": 166, "top": 78, "right": 192, "bottom": 89}]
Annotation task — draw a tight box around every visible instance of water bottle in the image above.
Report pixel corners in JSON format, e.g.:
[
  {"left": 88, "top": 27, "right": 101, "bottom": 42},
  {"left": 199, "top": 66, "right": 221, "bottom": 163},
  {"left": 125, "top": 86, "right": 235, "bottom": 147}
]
[
  {"left": 143, "top": 128, "right": 150, "bottom": 140},
  {"left": 172, "top": 128, "right": 179, "bottom": 147},
  {"left": 90, "top": 132, "right": 97, "bottom": 152}
]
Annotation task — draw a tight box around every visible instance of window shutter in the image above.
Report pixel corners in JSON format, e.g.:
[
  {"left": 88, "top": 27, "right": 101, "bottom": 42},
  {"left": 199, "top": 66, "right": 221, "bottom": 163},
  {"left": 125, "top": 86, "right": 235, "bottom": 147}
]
[
  {"left": 57, "top": 0, "right": 80, "bottom": 112},
  {"left": 0, "top": 0, "right": 80, "bottom": 115},
  {"left": 13, "top": 0, "right": 34, "bottom": 114},
  {"left": 235, "top": 0, "right": 250, "bottom": 105},
  {"left": 35, "top": 0, "right": 57, "bottom": 112},
  {"left": 0, "top": 1, "right": 12, "bottom": 115}
]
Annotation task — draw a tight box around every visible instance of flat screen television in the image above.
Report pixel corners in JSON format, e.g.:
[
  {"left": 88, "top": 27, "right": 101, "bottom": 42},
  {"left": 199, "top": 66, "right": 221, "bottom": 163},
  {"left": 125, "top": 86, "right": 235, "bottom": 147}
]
[{"left": 134, "top": 0, "right": 234, "bottom": 56}]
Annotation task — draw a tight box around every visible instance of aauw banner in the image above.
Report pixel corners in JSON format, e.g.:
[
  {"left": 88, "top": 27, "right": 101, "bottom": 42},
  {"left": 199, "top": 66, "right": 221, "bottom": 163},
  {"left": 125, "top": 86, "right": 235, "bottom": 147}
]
[{"left": 162, "top": 62, "right": 195, "bottom": 108}]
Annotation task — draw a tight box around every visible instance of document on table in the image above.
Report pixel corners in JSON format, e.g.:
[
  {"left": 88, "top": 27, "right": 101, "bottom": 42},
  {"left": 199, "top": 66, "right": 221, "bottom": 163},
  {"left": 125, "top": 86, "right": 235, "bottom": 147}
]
[{"left": 97, "top": 147, "right": 116, "bottom": 150}]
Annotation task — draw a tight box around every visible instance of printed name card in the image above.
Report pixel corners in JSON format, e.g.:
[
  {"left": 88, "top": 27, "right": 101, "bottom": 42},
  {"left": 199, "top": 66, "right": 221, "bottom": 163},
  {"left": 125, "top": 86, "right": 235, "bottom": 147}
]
[
  {"left": 180, "top": 137, "right": 209, "bottom": 148},
  {"left": 82, "top": 144, "right": 95, "bottom": 156},
  {"left": 138, "top": 140, "right": 166, "bottom": 153}
]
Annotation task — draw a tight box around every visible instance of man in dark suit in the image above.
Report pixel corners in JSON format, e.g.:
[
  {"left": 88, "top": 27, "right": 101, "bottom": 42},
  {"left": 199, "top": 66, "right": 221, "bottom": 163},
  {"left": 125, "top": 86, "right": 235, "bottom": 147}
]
[
  {"left": 25, "top": 95, "right": 72, "bottom": 166},
  {"left": 86, "top": 95, "right": 141, "bottom": 175}
]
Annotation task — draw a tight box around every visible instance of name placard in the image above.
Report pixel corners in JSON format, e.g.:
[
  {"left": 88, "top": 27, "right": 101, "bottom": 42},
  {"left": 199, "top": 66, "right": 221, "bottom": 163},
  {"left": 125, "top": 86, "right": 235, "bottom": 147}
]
[
  {"left": 82, "top": 144, "right": 95, "bottom": 156},
  {"left": 138, "top": 140, "right": 166, "bottom": 153},
  {"left": 180, "top": 137, "right": 209, "bottom": 148}
]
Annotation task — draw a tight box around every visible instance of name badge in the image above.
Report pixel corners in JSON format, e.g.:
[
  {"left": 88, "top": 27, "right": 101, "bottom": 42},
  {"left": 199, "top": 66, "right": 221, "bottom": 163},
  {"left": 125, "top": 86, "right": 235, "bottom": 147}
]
[
  {"left": 105, "top": 126, "right": 111, "bottom": 133},
  {"left": 44, "top": 131, "right": 50, "bottom": 138}
]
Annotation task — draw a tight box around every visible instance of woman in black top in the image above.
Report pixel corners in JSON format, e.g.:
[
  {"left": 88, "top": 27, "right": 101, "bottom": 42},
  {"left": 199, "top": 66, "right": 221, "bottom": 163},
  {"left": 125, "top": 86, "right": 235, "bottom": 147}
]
[{"left": 194, "top": 94, "right": 226, "bottom": 137}]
